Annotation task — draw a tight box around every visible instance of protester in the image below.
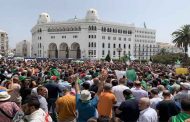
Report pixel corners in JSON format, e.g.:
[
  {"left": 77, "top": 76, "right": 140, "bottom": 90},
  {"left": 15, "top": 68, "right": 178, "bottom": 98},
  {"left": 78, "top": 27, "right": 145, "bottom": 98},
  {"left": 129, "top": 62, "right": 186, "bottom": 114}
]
[
  {"left": 56, "top": 87, "right": 76, "bottom": 122},
  {"left": 116, "top": 89, "right": 139, "bottom": 122},
  {"left": 170, "top": 99, "right": 190, "bottom": 122},
  {"left": 0, "top": 90, "right": 21, "bottom": 122},
  {"left": 1, "top": 59, "right": 190, "bottom": 122},
  {"left": 137, "top": 97, "right": 158, "bottom": 122},
  {"left": 22, "top": 95, "right": 52, "bottom": 122},
  {"left": 156, "top": 90, "right": 180, "bottom": 122}
]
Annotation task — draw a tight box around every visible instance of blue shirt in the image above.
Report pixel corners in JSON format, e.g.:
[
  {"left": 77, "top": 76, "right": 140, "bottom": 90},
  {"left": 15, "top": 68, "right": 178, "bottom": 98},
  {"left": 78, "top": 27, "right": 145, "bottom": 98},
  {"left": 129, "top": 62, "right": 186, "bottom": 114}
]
[{"left": 76, "top": 94, "right": 98, "bottom": 122}]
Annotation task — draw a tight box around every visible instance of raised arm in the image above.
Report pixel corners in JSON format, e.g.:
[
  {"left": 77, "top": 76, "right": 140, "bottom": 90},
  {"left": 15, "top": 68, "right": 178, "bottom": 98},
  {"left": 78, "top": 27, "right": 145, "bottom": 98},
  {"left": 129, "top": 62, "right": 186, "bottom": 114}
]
[{"left": 73, "top": 75, "right": 80, "bottom": 94}]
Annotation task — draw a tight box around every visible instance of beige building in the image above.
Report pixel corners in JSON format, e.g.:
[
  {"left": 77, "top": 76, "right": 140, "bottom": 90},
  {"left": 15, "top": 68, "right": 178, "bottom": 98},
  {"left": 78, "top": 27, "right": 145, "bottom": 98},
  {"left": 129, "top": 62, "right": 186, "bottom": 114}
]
[
  {"left": 0, "top": 29, "right": 9, "bottom": 56},
  {"left": 15, "top": 40, "right": 31, "bottom": 57},
  {"left": 157, "top": 42, "right": 184, "bottom": 53}
]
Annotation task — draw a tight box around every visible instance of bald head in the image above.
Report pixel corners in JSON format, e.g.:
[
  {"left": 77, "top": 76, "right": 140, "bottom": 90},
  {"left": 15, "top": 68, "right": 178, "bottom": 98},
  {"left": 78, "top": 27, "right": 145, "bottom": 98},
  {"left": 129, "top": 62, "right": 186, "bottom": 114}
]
[
  {"left": 93, "top": 78, "right": 99, "bottom": 85},
  {"left": 139, "top": 97, "right": 150, "bottom": 110},
  {"left": 119, "top": 78, "right": 126, "bottom": 84}
]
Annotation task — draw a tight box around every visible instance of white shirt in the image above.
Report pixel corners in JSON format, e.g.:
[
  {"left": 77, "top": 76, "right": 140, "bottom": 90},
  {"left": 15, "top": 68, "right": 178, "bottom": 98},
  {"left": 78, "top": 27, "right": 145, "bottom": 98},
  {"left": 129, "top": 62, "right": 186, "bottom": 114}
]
[
  {"left": 138, "top": 107, "right": 158, "bottom": 122},
  {"left": 24, "top": 108, "right": 52, "bottom": 122},
  {"left": 112, "top": 84, "right": 129, "bottom": 106},
  {"left": 38, "top": 95, "right": 48, "bottom": 113},
  {"left": 131, "top": 87, "right": 148, "bottom": 101},
  {"left": 150, "top": 97, "right": 162, "bottom": 109}
]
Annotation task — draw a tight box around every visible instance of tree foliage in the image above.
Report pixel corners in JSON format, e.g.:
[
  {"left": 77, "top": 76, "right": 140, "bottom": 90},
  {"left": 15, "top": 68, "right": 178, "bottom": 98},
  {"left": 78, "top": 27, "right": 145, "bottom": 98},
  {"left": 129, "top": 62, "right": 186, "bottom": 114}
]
[
  {"left": 172, "top": 25, "right": 190, "bottom": 59},
  {"left": 105, "top": 54, "right": 111, "bottom": 62},
  {"left": 152, "top": 52, "right": 185, "bottom": 64}
]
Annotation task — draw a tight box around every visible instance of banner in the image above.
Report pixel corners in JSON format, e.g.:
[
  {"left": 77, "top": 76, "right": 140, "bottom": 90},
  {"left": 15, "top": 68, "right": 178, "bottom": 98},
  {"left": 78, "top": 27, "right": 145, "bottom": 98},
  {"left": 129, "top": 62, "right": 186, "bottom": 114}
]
[{"left": 175, "top": 68, "right": 189, "bottom": 75}]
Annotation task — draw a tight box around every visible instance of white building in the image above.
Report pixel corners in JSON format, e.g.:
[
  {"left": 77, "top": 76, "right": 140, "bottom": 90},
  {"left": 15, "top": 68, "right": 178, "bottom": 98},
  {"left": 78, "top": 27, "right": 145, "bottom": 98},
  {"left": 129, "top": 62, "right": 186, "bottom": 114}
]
[
  {"left": 31, "top": 9, "right": 158, "bottom": 60},
  {"left": 0, "top": 29, "right": 9, "bottom": 56},
  {"left": 15, "top": 40, "right": 31, "bottom": 57},
  {"left": 157, "top": 42, "right": 184, "bottom": 53}
]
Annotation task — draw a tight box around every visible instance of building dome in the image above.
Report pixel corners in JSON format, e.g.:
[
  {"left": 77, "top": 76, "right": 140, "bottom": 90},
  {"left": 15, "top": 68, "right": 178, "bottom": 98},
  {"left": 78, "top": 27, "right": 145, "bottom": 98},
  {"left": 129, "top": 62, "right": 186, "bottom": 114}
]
[
  {"left": 85, "top": 9, "right": 99, "bottom": 21},
  {"left": 0, "top": 29, "right": 6, "bottom": 33},
  {"left": 37, "top": 12, "right": 51, "bottom": 24}
]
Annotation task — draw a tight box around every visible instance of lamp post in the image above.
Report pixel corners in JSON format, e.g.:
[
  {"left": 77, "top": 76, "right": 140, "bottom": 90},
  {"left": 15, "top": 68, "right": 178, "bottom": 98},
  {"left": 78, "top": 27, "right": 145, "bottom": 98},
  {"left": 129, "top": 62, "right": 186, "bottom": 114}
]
[
  {"left": 117, "top": 47, "right": 122, "bottom": 60},
  {"left": 43, "top": 46, "right": 44, "bottom": 58}
]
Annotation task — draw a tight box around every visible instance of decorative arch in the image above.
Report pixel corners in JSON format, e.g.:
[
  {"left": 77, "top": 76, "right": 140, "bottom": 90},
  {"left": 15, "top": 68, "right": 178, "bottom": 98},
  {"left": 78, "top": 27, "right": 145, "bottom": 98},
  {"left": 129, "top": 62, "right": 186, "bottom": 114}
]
[
  {"left": 48, "top": 43, "right": 58, "bottom": 58},
  {"left": 70, "top": 42, "right": 81, "bottom": 59},
  {"left": 59, "top": 43, "right": 69, "bottom": 58}
]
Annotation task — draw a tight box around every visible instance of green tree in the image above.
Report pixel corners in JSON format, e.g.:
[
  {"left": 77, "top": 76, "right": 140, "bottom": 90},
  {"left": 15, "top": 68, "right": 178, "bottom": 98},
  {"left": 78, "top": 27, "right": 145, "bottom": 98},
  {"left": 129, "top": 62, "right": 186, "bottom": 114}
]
[
  {"left": 105, "top": 54, "right": 111, "bottom": 62},
  {"left": 172, "top": 25, "right": 190, "bottom": 60}
]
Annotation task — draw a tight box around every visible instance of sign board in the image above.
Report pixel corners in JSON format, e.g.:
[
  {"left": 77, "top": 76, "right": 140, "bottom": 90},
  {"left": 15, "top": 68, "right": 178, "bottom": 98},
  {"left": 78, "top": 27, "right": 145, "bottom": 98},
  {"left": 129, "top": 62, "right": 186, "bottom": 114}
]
[
  {"left": 175, "top": 68, "right": 189, "bottom": 75},
  {"left": 115, "top": 70, "right": 126, "bottom": 80}
]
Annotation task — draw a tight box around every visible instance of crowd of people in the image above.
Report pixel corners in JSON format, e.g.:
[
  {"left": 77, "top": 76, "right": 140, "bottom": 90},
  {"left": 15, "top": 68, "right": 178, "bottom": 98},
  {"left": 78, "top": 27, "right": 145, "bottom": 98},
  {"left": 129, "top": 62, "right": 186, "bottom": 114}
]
[{"left": 0, "top": 59, "right": 190, "bottom": 122}]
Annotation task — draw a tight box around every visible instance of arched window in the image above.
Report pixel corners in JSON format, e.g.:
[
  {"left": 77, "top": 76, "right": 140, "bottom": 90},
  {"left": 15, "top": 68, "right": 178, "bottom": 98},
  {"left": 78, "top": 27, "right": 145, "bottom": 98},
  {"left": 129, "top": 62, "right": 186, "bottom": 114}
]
[
  {"left": 113, "top": 43, "right": 116, "bottom": 48},
  {"left": 101, "top": 27, "right": 104, "bottom": 31},
  {"left": 107, "top": 28, "right": 109, "bottom": 32},
  {"left": 78, "top": 26, "right": 81, "bottom": 31},
  {"left": 89, "top": 26, "right": 91, "bottom": 30},
  {"left": 124, "top": 44, "right": 126, "bottom": 49},
  {"left": 123, "top": 51, "right": 126, "bottom": 55},
  {"left": 104, "top": 27, "right": 106, "bottom": 32},
  {"left": 108, "top": 43, "right": 110, "bottom": 48},
  {"left": 102, "top": 50, "right": 105, "bottom": 55},
  {"left": 108, "top": 50, "right": 110, "bottom": 55},
  {"left": 102, "top": 43, "right": 105, "bottom": 48},
  {"left": 113, "top": 51, "right": 116, "bottom": 55}
]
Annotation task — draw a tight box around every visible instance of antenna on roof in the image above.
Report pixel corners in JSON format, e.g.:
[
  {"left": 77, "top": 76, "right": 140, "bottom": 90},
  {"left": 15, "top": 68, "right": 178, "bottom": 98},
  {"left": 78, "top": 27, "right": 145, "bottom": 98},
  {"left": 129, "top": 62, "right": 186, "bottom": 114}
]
[
  {"left": 144, "top": 22, "right": 147, "bottom": 28},
  {"left": 74, "top": 16, "right": 77, "bottom": 20}
]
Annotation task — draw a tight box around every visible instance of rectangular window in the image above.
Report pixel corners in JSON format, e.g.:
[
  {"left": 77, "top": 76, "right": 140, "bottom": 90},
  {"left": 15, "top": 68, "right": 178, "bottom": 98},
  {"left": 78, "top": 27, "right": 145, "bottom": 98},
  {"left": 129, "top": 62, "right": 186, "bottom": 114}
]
[
  {"left": 62, "top": 36, "right": 66, "bottom": 38},
  {"left": 113, "top": 37, "right": 116, "bottom": 40},
  {"left": 108, "top": 36, "right": 111, "bottom": 40},
  {"left": 119, "top": 37, "right": 121, "bottom": 41},
  {"left": 102, "top": 50, "right": 105, "bottom": 55},
  {"left": 124, "top": 38, "right": 126, "bottom": 41},
  {"left": 73, "top": 35, "right": 78, "bottom": 38},
  {"left": 102, "top": 36, "right": 105, "bottom": 39},
  {"left": 94, "top": 50, "right": 96, "bottom": 55}
]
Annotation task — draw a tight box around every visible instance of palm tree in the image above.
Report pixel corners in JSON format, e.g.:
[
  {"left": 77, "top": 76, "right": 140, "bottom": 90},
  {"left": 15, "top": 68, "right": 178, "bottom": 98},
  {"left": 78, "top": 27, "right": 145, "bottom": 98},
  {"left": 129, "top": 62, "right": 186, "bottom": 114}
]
[{"left": 172, "top": 25, "right": 190, "bottom": 60}]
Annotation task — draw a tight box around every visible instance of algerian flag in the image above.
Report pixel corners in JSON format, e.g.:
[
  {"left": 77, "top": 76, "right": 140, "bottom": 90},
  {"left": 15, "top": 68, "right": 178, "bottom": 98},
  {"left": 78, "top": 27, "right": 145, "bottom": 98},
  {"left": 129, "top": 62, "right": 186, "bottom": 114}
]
[
  {"left": 176, "top": 60, "right": 181, "bottom": 65},
  {"left": 50, "top": 67, "right": 60, "bottom": 79}
]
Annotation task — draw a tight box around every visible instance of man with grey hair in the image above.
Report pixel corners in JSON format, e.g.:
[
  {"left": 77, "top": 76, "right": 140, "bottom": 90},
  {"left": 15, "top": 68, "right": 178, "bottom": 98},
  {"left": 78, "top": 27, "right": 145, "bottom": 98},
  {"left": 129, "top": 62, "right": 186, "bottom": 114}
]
[
  {"left": 137, "top": 97, "right": 158, "bottom": 122},
  {"left": 174, "top": 82, "right": 190, "bottom": 104}
]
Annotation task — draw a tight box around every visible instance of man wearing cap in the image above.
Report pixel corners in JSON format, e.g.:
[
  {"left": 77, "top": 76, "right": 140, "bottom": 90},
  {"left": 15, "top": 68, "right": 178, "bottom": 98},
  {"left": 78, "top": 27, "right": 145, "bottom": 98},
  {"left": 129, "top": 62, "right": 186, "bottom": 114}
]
[
  {"left": 0, "top": 90, "right": 21, "bottom": 122},
  {"left": 74, "top": 74, "right": 100, "bottom": 122}
]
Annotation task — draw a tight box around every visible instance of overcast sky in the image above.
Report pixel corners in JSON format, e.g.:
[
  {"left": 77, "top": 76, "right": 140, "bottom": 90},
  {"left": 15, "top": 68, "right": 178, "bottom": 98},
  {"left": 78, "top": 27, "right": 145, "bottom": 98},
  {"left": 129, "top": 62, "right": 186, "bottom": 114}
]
[{"left": 0, "top": 0, "right": 190, "bottom": 48}]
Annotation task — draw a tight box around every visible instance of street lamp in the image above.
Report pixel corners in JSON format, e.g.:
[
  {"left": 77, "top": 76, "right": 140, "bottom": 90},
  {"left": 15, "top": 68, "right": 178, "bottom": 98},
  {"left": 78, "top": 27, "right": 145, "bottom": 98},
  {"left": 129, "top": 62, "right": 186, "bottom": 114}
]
[{"left": 117, "top": 47, "right": 122, "bottom": 60}]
